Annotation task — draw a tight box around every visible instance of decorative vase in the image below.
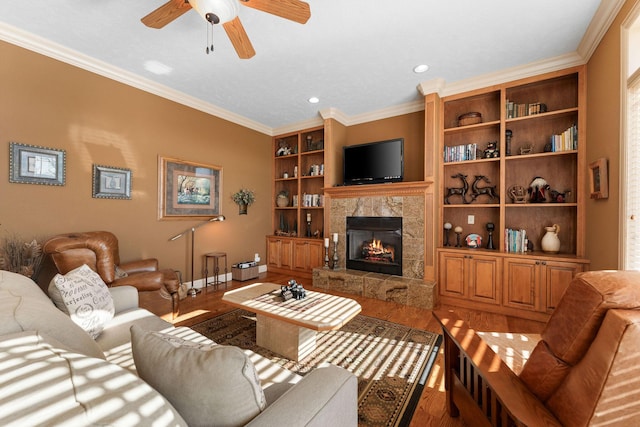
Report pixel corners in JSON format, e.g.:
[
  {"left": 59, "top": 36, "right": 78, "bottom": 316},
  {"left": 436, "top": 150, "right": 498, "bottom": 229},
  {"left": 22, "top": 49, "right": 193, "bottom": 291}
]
[
  {"left": 541, "top": 224, "right": 561, "bottom": 253},
  {"left": 238, "top": 203, "right": 248, "bottom": 215},
  {"left": 276, "top": 194, "right": 289, "bottom": 207}
]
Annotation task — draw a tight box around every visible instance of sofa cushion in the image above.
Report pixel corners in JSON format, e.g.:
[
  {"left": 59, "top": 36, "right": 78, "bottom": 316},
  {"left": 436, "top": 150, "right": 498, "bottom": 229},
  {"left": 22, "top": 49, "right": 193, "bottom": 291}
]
[
  {"left": 49, "top": 264, "right": 115, "bottom": 339},
  {"left": 0, "top": 276, "right": 105, "bottom": 360},
  {"left": 131, "top": 325, "right": 266, "bottom": 427},
  {"left": 0, "top": 330, "right": 187, "bottom": 427}
]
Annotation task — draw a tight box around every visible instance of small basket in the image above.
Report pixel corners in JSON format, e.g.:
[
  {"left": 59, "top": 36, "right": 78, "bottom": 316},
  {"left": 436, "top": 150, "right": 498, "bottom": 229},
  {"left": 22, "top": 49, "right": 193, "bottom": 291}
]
[{"left": 458, "top": 112, "right": 482, "bottom": 127}]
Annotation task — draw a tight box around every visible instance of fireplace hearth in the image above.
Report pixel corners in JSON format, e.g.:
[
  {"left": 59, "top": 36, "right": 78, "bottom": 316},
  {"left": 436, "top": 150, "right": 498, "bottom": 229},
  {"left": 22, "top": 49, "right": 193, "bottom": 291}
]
[{"left": 346, "top": 216, "right": 402, "bottom": 275}]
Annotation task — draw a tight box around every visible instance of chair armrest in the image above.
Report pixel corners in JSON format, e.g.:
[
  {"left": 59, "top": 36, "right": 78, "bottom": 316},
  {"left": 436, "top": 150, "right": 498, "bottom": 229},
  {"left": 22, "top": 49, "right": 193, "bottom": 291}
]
[
  {"left": 246, "top": 365, "right": 357, "bottom": 427},
  {"left": 432, "top": 310, "right": 561, "bottom": 427},
  {"left": 119, "top": 258, "right": 159, "bottom": 274},
  {"left": 111, "top": 271, "right": 163, "bottom": 292},
  {"left": 108, "top": 285, "right": 139, "bottom": 313}
]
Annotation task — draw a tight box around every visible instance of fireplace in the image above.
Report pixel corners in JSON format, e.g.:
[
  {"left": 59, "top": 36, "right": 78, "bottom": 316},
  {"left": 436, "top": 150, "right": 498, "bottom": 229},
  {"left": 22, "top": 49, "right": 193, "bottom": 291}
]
[{"left": 346, "top": 216, "right": 402, "bottom": 275}]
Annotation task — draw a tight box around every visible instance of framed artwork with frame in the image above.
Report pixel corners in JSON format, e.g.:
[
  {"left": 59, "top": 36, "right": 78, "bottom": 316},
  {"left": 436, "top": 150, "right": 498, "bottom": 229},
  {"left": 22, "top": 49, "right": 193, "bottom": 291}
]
[
  {"left": 92, "top": 165, "right": 132, "bottom": 199},
  {"left": 9, "top": 142, "right": 66, "bottom": 186},
  {"left": 589, "top": 157, "right": 609, "bottom": 199},
  {"left": 159, "top": 156, "right": 222, "bottom": 219}
]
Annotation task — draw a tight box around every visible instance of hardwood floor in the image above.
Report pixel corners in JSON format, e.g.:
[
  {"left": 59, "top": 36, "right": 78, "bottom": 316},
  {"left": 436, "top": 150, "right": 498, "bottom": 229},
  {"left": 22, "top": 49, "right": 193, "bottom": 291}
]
[{"left": 140, "top": 271, "right": 546, "bottom": 427}]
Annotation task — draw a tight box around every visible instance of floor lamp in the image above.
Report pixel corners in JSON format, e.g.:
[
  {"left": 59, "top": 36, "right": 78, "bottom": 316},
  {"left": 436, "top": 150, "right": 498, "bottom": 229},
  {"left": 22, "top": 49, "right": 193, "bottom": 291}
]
[{"left": 169, "top": 215, "right": 226, "bottom": 297}]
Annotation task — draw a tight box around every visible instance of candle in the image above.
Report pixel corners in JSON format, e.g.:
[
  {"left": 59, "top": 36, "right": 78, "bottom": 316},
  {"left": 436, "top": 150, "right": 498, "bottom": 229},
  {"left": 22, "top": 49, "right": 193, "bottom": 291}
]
[
  {"left": 444, "top": 222, "right": 452, "bottom": 230},
  {"left": 454, "top": 226, "right": 463, "bottom": 233},
  {"left": 332, "top": 233, "right": 338, "bottom": 242},
  {"left": 324, "top": 238, "right": 329, "bottom": 247},
  {"left": 306, "top": 213, "right": 311, "bottom": 222}
]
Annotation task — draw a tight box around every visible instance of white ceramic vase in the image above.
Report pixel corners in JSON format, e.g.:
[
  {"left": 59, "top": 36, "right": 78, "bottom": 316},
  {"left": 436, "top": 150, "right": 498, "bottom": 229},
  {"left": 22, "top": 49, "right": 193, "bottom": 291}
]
[{"left": 541, "top": 224, "right": 561, "bottom": 253}]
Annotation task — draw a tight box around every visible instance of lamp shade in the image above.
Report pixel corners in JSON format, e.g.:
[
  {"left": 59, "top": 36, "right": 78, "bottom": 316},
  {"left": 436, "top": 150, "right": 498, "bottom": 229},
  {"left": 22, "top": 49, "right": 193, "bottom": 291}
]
[{"left": 189, "top": 0, "right": 239, "bottom": 24}]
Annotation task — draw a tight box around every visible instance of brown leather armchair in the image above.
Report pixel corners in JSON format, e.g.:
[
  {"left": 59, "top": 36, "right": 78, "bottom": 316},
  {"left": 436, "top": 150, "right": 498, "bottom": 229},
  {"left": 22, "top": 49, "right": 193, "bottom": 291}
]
[
  {"left": 42, "top": 231, "right": 181, "bottom": 319},
  {"left": 434, "top": 270, "right": 640, "bottom": 426}
]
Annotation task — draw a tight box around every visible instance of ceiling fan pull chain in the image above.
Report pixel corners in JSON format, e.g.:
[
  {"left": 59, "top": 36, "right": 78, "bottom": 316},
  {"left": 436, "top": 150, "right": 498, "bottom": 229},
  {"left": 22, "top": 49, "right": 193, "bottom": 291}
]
[{"left": 205, "top": 22, "right": 215, "bottom": 54}]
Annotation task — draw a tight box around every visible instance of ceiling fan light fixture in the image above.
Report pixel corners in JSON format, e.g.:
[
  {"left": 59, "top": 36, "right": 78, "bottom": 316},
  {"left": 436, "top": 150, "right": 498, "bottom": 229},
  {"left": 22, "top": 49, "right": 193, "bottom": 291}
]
[{"left": 190, "top": 0, "right": 239, "bottom": 24}]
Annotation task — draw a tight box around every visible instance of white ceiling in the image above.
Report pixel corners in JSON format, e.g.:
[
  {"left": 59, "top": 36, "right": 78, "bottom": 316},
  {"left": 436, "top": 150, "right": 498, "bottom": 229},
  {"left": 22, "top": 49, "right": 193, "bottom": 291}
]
[{"left": 0, "top": 1, "right": 623, "bottom": 135}]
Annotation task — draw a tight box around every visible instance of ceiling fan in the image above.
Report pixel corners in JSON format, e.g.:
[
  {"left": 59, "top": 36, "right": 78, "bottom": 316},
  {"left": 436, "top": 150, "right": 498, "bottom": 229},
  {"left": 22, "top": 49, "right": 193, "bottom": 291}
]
[{"left": 141, "top": 0, "right": 311, "bottom": 59}]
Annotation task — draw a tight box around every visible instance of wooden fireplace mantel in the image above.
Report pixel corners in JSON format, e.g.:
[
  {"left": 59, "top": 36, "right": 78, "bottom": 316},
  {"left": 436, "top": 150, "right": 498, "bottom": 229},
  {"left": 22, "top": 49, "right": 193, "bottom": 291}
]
[{"left": 323, "top": 180, "right": 433, "bottom": 199}]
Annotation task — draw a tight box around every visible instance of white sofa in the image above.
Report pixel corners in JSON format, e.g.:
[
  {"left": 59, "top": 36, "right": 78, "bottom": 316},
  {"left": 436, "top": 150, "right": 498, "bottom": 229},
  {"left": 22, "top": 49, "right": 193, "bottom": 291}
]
[{"left": 0, "top": 270, "right": 357, "bottom": 426}]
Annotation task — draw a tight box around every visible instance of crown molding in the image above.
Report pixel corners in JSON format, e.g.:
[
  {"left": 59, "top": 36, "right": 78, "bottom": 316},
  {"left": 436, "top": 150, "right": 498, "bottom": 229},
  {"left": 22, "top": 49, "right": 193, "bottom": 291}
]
[
  {"left": 272, "top": 115, "right": 324, "bottom": 135},
  {"left": 577, "top": 0, "right": 627, "bottom": 61},
  {"left": 0, "top": 22, "right": 273, "bottom": 136}
]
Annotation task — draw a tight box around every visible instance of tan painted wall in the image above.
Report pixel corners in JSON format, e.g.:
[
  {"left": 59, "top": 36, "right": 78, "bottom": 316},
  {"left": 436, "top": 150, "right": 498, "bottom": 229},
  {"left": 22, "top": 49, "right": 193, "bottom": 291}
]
[
  {"left": 345, "top": 112, "right": 425, "bottom": 183},
  {"left": 0, "top": 41, "right": 272, "bottom": 295},
  {"left": 586, "top": 0, "right": 639, "bottom": 269}
]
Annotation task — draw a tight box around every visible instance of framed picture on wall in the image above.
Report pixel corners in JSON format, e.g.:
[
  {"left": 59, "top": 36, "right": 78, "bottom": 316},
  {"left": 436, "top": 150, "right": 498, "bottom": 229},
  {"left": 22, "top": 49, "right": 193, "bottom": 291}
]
[
  {"left": 9, "top": 142, "right": 66, "bottom": 186},
  {"left": 92, "top": 165, "right": 132, "bottom": 199},
  {"left": 589, "top": 157, "right": 609, "bottom": 199},
  {"left": 158, "top": 156, "right": 222, "bottom": 219}
]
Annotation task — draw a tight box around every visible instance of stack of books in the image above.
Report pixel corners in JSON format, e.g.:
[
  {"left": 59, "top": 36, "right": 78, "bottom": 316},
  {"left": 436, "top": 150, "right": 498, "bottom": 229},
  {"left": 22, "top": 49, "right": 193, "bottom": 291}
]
[
  {"left": 443, "top": 143, "right": 479, "bottom": 163},
  {"left": 505, "top": 101, "right": 547, "bottom": 118},
  {"left": 504, "top": 228, "right": 528, "bottom": 253},
  {"left": 549, "top": 124, "right": 577, "bottom": 152}
]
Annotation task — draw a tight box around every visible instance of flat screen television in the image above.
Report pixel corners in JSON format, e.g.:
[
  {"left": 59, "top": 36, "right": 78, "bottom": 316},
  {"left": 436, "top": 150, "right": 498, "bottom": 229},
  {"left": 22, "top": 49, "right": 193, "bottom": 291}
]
[{"left": 343, "top": 138, "right": 404, "bottom": 185}]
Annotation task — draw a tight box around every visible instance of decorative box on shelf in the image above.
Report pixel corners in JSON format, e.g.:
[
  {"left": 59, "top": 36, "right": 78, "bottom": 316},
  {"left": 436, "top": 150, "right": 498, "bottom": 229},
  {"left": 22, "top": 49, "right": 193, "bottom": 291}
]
[{"left": 232, "top": 261, "right": 259, "bottom": 281}]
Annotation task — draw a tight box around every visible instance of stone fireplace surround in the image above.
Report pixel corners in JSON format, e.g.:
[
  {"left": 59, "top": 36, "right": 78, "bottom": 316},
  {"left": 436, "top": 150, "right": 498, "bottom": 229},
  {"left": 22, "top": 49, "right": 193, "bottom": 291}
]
[{"left": 313, "top": 182, "right": 437, "bottom": 310}]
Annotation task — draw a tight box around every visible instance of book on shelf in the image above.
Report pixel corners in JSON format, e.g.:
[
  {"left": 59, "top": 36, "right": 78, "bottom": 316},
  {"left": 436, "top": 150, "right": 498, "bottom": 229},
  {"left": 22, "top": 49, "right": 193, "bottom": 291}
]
[
  {"left": 444, "top": 143, "right": 478, "bottom": 163},
  {"left": 549, "top": 124, "right": 577, "bottom": 152},
  {"left": 505, "top": 100, "right": 547, "bottom": 119},
  {"left": 504, "top": 228, "right": 528, "bottom": 253}
]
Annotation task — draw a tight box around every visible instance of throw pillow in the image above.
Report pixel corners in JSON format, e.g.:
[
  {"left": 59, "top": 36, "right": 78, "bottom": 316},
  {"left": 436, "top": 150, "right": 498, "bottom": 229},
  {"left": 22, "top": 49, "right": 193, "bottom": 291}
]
[
  {"left": 50, "top": 264, "right": 115, "bottom": 339},
  {"left": 130, "top": 325, "right": 266, "bottom": 427}
]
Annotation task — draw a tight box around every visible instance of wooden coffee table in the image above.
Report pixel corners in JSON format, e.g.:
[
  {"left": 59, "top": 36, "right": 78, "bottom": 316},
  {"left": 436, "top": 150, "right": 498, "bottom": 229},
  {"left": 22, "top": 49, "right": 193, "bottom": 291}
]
[{"left": 222, "top": 282, "right": 361, "bottom": 360}]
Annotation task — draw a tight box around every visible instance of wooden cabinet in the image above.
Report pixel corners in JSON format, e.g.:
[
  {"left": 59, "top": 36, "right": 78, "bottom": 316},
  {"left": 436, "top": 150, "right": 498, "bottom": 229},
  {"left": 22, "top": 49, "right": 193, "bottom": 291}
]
[
  {"left": 267, "top": 236, "right": 323, "bottom": 278},
  {"left": 435, "top": 66, "right": 589, "bottom": 320},
  {"left": 293, "top": 240, "right": 324, "bottom": 272},
  {"left": 439, "top": 249, "right": 501, "bottom": 305},
  {"left": 269, "top": 126, "right": 328, "bottom": 276},
  {"left": 503, "top": 256, "right": 587, "bottom": 313},
  {"left": 267, "top": 237, "right": 293, "bottom": 270}
]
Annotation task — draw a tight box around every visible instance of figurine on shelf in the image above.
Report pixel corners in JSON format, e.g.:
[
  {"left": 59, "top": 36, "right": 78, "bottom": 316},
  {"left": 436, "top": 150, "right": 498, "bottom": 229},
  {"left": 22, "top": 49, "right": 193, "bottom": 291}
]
[
  {"left": 444, "top": 173, "right": 470, "bottom": 204},
  {"left": 508, "top": 185, "right": 527, "bottom": 204},
  {"left": 470, "top": 175, "right": 499, "bottom": 203},
  {"left": 528, "top": 176, "right": 550, "bottom": 203},
  {"left": 454, "top": 226, "right": 463, "bottom": 247},
  {"left": 550, "top": 189, "right": 571, "bottom": 203},
  {"left": 486, "top": 222, "right": 496, "bottom": 250},
  {"left": 443, "top": 222, "right": 452, "bottom": 246},
  {"left": 483, "top": 141, "right": 499, "bottom": 158}
]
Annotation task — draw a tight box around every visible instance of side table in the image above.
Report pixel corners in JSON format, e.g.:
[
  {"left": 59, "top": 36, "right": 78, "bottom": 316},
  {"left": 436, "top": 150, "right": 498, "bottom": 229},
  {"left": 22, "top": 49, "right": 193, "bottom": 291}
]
[{"left": 204, "top": 252, "right": 227, "bottom": 289}]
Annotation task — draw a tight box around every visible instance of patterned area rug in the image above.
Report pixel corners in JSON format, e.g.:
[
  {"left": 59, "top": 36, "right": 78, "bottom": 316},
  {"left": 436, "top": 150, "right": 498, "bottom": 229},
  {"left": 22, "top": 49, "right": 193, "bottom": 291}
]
[{"left": 191, "top": 309, "right": 442, "bottom": 427}]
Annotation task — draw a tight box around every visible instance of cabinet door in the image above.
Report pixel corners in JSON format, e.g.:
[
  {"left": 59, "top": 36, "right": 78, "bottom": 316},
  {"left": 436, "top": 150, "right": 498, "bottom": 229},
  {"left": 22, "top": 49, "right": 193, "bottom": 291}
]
[
  {"left": 439, "top": 252, "right": 466, "bottom": 297},
  {"left": 468, "top": 254, "right": 500, "bottom": 304},
  {"left": 267, "top": 237, "right": 293, "bottom": 269},
  {"left": 293, "top": 240, "right": 323, "bottom": 271},
  {"left": 307, "top": 240, "right": 324, "bottom": 270},
  {"left": 267, "top": 238, "right": 281, "bottom": 268},
  {"left": 542, "top": 261, "right": 584, "bottom": 312},
  {"left": 503, "top": 258, "right": 538, "bottom": 311},
  {"left": 293, "top": 241, "right": 310, "bottom": 270}
]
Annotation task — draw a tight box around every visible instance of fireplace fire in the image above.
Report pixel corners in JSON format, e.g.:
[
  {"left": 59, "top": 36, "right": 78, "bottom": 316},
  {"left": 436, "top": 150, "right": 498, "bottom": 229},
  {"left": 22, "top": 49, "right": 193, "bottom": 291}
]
[
  {"left": 361, "top": 239, "right": 395, "bottom": 263},
  {"left": 346, "top": 216, "right": 402, "bottom": 275}
]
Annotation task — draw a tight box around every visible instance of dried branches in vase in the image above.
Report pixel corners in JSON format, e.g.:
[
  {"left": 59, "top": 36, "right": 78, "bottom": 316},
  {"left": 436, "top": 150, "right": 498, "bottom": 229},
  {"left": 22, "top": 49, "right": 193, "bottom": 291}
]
[{"left": 0, "top": 234, "right": 44, "bottom": 279}]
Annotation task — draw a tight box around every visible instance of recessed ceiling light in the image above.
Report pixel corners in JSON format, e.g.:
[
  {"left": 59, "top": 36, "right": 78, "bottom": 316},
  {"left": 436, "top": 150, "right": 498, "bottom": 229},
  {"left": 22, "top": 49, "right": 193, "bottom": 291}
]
[
  {"left": 308, "top": 97, "right": 320, "bottom": 104},
  {"left": 413, "top": 64, "right": 429, "bottom": 73}
]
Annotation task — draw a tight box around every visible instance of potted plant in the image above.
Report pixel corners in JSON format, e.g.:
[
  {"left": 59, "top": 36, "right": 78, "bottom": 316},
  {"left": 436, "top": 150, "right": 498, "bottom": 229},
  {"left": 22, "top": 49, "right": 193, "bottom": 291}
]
[
  {"left": 0, "top": 233, "right": 43, "bottom": 279},
  {"left": 231, "top": 188, "right": 256, "bottom": 215}
]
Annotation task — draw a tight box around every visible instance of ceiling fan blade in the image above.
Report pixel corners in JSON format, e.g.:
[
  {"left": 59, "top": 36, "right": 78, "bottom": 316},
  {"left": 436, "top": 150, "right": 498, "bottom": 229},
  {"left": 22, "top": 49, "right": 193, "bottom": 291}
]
[
  {"left": 223, "top": 17, "right": 256, "bottom": 59},
  {"left": 141, "top": 0, "right": 192, "bottom": 28},
  {"left": 240, "top": 0, "right": 310, "bottom": 24}
]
